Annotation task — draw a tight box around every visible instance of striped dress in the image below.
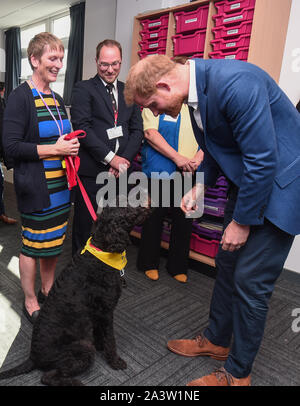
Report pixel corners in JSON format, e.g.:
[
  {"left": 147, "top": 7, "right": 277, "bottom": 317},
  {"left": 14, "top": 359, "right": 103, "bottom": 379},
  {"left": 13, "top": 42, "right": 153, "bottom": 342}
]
[{"left": 20, "top": 87, "right": 71, "bottom": 258}]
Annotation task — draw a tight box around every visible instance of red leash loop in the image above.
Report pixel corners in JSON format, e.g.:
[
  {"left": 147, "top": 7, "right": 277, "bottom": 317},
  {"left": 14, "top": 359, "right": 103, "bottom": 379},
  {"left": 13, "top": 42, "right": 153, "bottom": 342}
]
[{"left": 64, "top": 130, "right": 98, "bottom": 222}]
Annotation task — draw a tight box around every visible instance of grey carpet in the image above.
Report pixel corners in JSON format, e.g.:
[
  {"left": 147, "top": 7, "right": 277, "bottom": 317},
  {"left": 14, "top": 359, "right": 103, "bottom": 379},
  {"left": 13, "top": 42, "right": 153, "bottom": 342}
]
[{"left": 0, "top": 181, "right": 300, "bottom": 387}]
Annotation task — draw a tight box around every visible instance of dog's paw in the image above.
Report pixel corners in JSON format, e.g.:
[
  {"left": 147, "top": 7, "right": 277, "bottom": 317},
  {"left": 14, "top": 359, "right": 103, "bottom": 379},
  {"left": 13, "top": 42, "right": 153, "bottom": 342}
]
[{"left": 109, "top": 356, "right": 127, "bottom": 370}]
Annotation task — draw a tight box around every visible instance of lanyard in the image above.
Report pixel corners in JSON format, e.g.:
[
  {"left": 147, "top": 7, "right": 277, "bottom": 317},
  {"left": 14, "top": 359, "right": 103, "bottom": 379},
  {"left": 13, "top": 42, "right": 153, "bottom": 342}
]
[
  {"left": 113, "top": 109, "right": 118, "bottom": 127},
  {"left": 30, "top": 78, "right": 64, "bottom": 137}
]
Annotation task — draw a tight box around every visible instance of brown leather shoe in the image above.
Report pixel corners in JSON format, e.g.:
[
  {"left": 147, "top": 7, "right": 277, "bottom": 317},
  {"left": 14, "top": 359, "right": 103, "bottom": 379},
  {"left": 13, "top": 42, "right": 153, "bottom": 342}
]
[
  {"left": 167, "top": 333, "right": 229, "bottom": 360},
  {"left": 187, "top": 367, "right": 251, "bottom": 386},
  {"left": 0, "top": 214, "right": 17, "bottom": 225}
]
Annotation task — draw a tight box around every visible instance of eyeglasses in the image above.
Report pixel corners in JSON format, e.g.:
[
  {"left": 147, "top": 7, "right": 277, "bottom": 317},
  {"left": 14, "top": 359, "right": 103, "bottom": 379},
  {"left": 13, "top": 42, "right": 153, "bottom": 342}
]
[{"left": 97, "top": 61, "right": 121, "bottom": 70}]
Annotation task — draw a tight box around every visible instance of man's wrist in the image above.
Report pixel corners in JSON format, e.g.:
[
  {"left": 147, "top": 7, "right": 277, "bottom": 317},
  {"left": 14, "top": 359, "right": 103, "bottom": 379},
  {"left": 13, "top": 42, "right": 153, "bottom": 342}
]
[{"left": 102, "top": 151, "right": 115, "bottom": 165}]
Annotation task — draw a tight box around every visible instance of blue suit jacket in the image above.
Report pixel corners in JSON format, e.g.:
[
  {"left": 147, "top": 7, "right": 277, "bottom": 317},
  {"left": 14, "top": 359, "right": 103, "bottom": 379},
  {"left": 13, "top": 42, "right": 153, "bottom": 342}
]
[{"left": 191, "top": 58, "right": 300, "bottom": 235}]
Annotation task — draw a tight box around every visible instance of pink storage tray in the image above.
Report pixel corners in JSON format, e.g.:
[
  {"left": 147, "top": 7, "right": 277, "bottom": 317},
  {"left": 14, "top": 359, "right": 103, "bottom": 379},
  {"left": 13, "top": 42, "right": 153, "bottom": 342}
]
[
  {"left": 211, "top": 33, "right": 250, "bottom": 51},
  {"left": 172, "top": 29, "right": 206, "bottom": 56},
  {"left": 216, "top": 175, "right": 228, "bottom": 187},
  {"left": 212, "top": 7, "right": 255, "bottom": 27},
  {"left": 209, "top": 46, "right": 249, "bottom": 61},
  {"left": 138, "top": 48, "right": 166, "bottom": 59},
  {"left": 205, "top": 186, "right": 228, "bottom": 199},
  {"left": 174, "top": 4, "right": 209, "bottom": 34},
  {"left": 190, "top": 233, "right": 220, "bottom": 257},
  {"left": 161, "top": 231, "right": 170, "bottom": 243},
  {"left": 140, "top": 26, "right": 168, "bottom": 41},
  {"left": 214, "top": 0, "right": 256, "bottom": 15},
  {"left": 192, "top": 222, "right": 223, "bottom": 240},
  {"left": 139, "top": 37, "right": 167, "bottom": 51},
  {"left": 140, "top": 14, "right": 169, "bottom": 31},
  {"left": 212, "top": 20, "right": 253, "bottom": 39},
  {"left": 204, "top": 197, "right": 227, "bottom": 217},
  {"left": 191, "top": 53, "right": 204, "bottom": 59},
  {"left": 133, "top": 225, "right": 142, "bottom": 233}
]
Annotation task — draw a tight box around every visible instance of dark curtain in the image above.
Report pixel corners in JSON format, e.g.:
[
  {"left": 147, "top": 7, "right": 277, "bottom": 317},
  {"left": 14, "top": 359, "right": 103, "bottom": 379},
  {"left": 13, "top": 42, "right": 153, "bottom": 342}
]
[
  {"left": 63, "top": 2, "right": 85, "bottom": 105},
  {"left": 4, "top": 27, "right": 21, "bottom": 99}
]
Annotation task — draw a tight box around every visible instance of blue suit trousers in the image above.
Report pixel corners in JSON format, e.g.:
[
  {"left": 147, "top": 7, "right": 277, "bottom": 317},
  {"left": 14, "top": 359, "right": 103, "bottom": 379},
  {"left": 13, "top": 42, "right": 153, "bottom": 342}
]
[{"left": 204, "top": 185, "right": 294, "bottom": 378}]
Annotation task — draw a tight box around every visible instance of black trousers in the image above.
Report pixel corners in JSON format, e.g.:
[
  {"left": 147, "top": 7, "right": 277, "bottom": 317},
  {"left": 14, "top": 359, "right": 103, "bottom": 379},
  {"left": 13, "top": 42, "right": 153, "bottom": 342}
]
[{"left": 137, "top": 177, "right": 193, "bottom": 276}]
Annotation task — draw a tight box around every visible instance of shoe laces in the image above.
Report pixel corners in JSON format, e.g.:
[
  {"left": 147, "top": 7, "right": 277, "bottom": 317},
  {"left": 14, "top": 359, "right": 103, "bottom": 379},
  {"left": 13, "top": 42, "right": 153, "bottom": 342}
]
[
  {"left": 213, "top": 367, "right": 234, "bottom": 385},
  {"left": 195, "top": 332, "right": 207, "bottom": 345}
]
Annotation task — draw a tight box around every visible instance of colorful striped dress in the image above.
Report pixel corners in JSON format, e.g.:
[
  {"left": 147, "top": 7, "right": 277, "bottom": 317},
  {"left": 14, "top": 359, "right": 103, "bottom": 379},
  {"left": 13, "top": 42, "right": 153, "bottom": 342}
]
[{"left": 20, "top": 87, "right": 71, "bottom": 258}]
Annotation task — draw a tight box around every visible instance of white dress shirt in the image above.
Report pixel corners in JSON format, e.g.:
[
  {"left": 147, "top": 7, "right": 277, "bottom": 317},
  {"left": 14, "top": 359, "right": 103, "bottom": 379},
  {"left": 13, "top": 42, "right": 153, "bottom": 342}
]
[
  {"left": 187, "top": 59, "right": 204, "bottom": 132},
  {"left": 99, "top": 77, "right": 119, "bottom": 164}
]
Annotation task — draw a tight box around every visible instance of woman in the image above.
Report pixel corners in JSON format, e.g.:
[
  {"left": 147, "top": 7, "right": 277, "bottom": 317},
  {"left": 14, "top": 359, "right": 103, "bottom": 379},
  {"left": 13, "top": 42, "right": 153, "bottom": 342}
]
[
  {"left": 137, "top": 103, "right": 203, "bottom": 283},
  {"left": 3, "top": 32, "right": 80, "bottom": 323}
]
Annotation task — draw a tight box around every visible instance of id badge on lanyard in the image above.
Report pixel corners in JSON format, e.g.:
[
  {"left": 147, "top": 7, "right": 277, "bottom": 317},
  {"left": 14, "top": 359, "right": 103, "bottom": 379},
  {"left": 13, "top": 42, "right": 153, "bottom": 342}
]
[
  {"left": 30, "top": 78, "right": 64, "bottom": 137},
  {"left": 106, "top": 104, "right": 123, "bottom": 140}
]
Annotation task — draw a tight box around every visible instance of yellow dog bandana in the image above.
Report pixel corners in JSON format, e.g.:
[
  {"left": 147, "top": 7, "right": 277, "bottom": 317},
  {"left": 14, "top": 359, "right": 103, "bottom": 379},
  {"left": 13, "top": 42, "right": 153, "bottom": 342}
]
[{"left": 81, "top": 237, "right": 127, "bottom": 271}]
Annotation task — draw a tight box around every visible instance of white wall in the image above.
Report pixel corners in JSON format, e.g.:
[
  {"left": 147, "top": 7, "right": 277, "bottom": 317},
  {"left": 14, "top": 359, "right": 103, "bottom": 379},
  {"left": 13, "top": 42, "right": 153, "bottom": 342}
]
[
  {"left": 279, "top": 0, "right": 300, "bottom": 105},
  {"left": 279, "top": 0, "right": 300, "bottom": 274},
  {"left": 0, "top": 29, "right": 5, "bottom": 82},
  {"left": 82, "top": 0, "right": 117, "bottom": 80}
]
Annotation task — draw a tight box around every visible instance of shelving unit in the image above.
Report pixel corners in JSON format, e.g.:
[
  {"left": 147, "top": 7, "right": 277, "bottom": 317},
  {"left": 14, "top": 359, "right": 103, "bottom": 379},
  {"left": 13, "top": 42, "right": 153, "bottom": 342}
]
[
  {"left": 130, "top": 0, "right": 292, "bottom": 268},
  {"left": 131, "top": 0, "right": 292, "bottom": 82}
]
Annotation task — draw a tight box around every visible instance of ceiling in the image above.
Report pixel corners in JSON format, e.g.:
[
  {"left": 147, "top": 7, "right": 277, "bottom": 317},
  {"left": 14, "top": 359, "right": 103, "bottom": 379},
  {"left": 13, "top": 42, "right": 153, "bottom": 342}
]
[{"left": 0, "top": 0, "right": 81, "bottom": 30}]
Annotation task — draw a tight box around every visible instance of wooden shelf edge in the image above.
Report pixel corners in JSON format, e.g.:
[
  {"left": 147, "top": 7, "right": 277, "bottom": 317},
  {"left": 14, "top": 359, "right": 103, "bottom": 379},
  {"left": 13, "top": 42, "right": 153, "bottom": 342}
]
[{"left": 130, "top": 230, "right": 216, "bottom": 268}]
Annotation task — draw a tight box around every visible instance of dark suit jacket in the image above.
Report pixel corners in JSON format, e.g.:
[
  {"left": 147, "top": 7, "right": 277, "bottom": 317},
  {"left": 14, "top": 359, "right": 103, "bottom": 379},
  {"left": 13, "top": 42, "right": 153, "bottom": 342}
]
[
  {"left": 191, "top": 58, "right": 300, "bottom": 235},
  {"left": 70, "top": 75, "right": 143, "bottom": 177}
]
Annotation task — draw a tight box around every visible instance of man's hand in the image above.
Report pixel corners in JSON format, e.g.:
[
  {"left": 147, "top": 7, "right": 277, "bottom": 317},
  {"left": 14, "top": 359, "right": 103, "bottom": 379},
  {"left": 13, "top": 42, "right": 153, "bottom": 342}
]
[
  {"left": 109, "top": 155, "right": 130, "bottom": 177},
  {"left": 221, "top": 220, "right": 250, "bottom": 252}
]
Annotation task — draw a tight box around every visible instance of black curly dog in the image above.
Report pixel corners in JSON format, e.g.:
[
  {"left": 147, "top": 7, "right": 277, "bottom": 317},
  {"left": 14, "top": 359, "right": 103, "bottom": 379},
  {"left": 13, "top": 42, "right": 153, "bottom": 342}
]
[{"left": 0, "top": 199, "right": 150, "bottom": 386}]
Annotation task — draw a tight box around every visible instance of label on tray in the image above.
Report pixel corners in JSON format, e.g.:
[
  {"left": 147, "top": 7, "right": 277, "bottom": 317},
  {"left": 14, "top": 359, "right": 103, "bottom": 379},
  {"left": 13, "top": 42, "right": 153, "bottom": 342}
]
[
  {"left": 224, "top": 15, "right": 243, "bottom": 23},
  {"left": 185, "top": 17, "right": 198, "bottom": 24}
]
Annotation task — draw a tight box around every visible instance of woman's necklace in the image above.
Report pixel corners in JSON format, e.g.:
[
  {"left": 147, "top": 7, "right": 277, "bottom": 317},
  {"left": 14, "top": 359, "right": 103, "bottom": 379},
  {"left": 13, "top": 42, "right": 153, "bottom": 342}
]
[{"left": 30, "top": 78, "right": 64, "bottom": 137}]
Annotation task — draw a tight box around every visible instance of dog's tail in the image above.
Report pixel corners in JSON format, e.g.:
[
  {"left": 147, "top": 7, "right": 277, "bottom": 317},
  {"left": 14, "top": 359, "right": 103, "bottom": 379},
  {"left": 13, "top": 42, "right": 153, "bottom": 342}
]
[{"left": 0, "top": 358, "right": 35, "bottom": 380}]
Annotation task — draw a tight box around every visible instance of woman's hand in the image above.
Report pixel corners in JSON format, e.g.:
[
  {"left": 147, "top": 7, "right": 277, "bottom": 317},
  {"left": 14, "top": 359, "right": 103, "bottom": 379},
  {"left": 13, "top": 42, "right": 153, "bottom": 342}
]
[
  {"left": 173, "top": 153, "right": 192, "bottom": 171},
  {"left": 37, "top": 135, "right": 80, "bottom": 159},
  {"left": 180, "top": 183, "right": 205, "bottom": 217},
  {"left": 55, "top": 135, "right": 80, "bottom": 156},
  {"left": 188, "top": 150, "right": 204, "bottom": 172}
]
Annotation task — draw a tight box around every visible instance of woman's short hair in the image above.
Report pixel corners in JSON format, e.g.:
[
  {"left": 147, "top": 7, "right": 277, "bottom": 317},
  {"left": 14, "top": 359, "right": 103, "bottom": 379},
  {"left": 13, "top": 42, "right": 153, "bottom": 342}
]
[
  {"left": 124, "top": 55, "right": 176, "bottom": 105},
  {"left": 96, "top": 39, "right": 122, "bottom": 60},
  {"left": 27, "top": 32, "right": 64, "bottom": 70}
]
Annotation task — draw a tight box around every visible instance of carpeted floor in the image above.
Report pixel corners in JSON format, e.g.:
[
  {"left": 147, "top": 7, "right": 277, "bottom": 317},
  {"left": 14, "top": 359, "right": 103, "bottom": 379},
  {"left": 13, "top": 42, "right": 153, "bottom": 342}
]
[{"left": 0, "top": 181, "right": 300, "bottom": 387}]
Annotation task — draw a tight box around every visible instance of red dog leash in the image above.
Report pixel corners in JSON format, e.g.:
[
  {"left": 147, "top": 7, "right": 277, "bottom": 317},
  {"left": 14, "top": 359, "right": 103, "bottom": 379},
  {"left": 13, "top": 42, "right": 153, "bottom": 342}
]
[{"left": 64, "top": 130, "right": 97, "bottom": 222}]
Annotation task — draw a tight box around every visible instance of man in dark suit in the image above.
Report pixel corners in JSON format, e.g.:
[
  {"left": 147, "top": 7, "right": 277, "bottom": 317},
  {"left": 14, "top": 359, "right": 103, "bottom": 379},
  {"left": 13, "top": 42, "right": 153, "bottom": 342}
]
[
  {"left": 124, "top": 55, "right": 300, "bottom": 386},
  {"left": 70, "top": 39, "right": 143, "bottom": 253},
  {"left": 0, "top": 81, "right": 17, "bottom": 225}
]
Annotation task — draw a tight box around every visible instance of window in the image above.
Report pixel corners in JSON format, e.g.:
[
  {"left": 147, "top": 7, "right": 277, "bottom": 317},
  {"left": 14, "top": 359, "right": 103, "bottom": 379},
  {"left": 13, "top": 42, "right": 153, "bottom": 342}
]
[{"left": 20, "top": 12, "right": 70, "bottom": 96}]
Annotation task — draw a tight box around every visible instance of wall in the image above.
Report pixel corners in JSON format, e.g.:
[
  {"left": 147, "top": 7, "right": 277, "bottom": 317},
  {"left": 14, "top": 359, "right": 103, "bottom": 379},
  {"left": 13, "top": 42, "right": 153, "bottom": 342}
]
[
  {"left": 279, "top": 0, "right": 300, "bottom": 105},
  {"left": 82, "top": 0, "right": 117, "bottom": 80},
  {"left": 279, "top": 0, "right": 300, "bottom": 274},
  {"left": 82, "top": 0, "right": 190, "bottom": 82},
  {"left": 0, "top": 29, "right": 5, "bottom": 82}
]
